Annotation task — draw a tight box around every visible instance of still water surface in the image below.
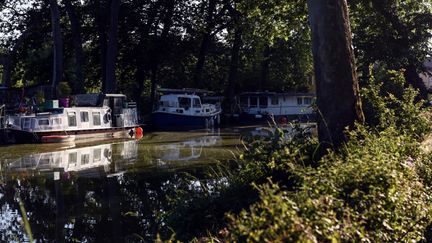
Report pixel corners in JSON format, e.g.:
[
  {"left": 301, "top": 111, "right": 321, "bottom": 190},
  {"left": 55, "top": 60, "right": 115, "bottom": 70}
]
[{"left": 0, "top": 127, "right": 250, "bottom": 242}]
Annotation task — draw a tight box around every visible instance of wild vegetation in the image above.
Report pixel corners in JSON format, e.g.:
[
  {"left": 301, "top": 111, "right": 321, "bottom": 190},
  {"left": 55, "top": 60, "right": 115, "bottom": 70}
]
[
  {"left": 160, "top": 69, "right": 432, "bottom": 242},
  {"left": 1, "top": 0, "right": 432, "bottom": 241}
]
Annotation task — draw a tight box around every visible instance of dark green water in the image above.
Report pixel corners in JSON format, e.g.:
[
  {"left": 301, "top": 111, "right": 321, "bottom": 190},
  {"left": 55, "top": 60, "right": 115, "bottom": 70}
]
[{"left": 0, "top": 127, "right": 249, "bottom": 242}]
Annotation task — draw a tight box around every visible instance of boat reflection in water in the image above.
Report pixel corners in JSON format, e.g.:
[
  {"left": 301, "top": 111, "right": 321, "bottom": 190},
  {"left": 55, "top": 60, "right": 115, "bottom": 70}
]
[
  {"left": 4, "top": 130, "right": 232, "bottom": 176},
  {"left": 158, "top": 135, "right": 221, "bottom": 162},
  {"left": 0, "top": 129, "right": 239, "bottom": 242},
  {"left": 138, "top": 130, "right": 233, "bottom": 170},
  {"left": 4, "top": 140, "right": 139, "bottom": 178}
]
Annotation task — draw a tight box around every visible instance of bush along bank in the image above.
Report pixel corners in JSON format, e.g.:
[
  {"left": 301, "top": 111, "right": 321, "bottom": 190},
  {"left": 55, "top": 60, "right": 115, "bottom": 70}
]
[{"left": 161, "top": 69, "right": 432, "bottom": 242}]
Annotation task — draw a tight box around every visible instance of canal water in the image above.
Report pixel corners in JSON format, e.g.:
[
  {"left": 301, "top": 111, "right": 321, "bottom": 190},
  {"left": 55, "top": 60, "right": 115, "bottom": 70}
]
[{"left": 0, "top": 127, "right": 252, "bottom": 242}]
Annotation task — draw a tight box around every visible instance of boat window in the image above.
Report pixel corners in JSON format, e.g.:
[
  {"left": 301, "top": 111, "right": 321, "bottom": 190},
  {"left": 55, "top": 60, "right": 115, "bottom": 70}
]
[
  {"left": 304, "top": 97, "right": 312, "bottom": 105},
  {"left": 13, "top": 117, "right": 20, "bottom": 126},
  {"left": 80, "top": 111, "right": 89, "bottom": 122},
  {"left": 81, "top": 154, "right": 90, "bottom": 165},
  {"left": 271, "top": 96, "right": 279, "bottom": 106},
  {"left": 93, "top": 112, "right": 101, "bottom": 126},
  {"left": 240, "top": 97, "right": 248, "bottom": 107},
  {"left": 93, "top": 148, "right": 101, "bottom": 162},
  {"left": 68, "top": 112, "right": 77, "bottom": 127},
  {"left": 297, "top": 97, "right": 303, "bottom": 105},
  {"left": 250, "top": 97, "right": 258, "bottom": 107},
  {"left": 114, "top": 97, "right": 123, "bottom": 108},
  {"left": 21, "top": 118, "right": 30, "bottom": 129},
  {"left": 31, "top": 119, "right": 36, "bottom": 129},
  {"left": 179, "top": 97, "right": 191, "bottom": 108},
  {"left": 38, "top": 119, "right": 49, "bottom": 126},
  {"left": 52, "top": 118, "right": 62, "bottom": 125},
  {"left": 39, "top": 158, "right": 50, "bottom": 166},
  {"left": 160, "top": 101, "right": 170, "bottom": 107},
  {"left": 69, "top": 152, "right": 77, "bottom": 164},
  {"left": 259, "top": 97, "right": 268, "bottom": 108},
  {"left": 193, "top": 98, "right": 201, "bottom": 108}
]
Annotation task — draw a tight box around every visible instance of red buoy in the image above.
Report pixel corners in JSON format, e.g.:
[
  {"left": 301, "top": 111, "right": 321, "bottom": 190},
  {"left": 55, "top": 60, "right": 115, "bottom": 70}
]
[{"left": 135, "top": 127, "right": 143, "bottom": 139}]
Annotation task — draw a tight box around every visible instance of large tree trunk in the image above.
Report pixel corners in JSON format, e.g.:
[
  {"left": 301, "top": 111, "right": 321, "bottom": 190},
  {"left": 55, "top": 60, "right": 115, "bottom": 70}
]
[
  {"left": 134, "top": 1, "right": 162, "bottom": 107},
  {"left": 64, "top": 0, "right": 85, "bottom": 94},
  {"left": 104, "top": 0, "right": 120, "bottom": 93},
  {"left": 192, "top": 0, "right": 217, "bottom": 87},
  {"left": 49, "top": 0, "right": 64, "bottom": 98},
  {"left": 307, "top": 0, "right": 364, "bottom": 149},
  {"left": 93, "top": 0, "right": 108, "bottom": 92},
  {"left": 149, "top": 0, "right": 175, "bottom": 110},
  {"left": 226, "top": 26, "right": 242, "bottom": 113}
]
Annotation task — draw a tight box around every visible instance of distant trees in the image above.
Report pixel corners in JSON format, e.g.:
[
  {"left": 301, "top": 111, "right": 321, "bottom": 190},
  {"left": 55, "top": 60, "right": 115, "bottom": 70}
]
[
  {"left": 307, "top": 0, "right": 364, "bottom": 148},
  {"left": 0, "top": 0, "right": 429, "bottom": 107},
  {"left": 349, "top": 0, "right": 432, "bottom": 98}
]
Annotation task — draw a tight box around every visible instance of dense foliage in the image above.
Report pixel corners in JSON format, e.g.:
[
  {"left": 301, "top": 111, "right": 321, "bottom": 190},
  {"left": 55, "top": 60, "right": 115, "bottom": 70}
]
[
  {"left": 160, "top": 70, "right": 432, "bottom": 241},
  {"left": 0, "top": 0, "right": 430, "bottom": 104}
]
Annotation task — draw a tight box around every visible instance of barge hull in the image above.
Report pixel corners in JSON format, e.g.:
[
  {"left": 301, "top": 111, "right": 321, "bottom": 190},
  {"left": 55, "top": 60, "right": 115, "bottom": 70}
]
[
  {"left": 6, "top": 127, "right": 140, "bottom": 144},
  {"left": 152, "top": 112, "right": 220, "bottom": 129}
]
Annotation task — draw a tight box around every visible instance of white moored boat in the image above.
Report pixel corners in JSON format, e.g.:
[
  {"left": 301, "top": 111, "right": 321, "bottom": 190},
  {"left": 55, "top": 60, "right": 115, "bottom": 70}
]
[
  {"left": 234, "top": 92, "right": 316, "bottom": 123},
  {"left": 152, "top": 92, "right": 221, "bottom": 129},
  {"left": 5, "top": 93, "right": 143, "bottom": 143}
]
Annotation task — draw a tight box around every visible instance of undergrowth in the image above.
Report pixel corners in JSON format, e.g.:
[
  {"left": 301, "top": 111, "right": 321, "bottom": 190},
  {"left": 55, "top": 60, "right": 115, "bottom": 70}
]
[{"left": 160, "top": 68, "right": 432, "bottom": 242}]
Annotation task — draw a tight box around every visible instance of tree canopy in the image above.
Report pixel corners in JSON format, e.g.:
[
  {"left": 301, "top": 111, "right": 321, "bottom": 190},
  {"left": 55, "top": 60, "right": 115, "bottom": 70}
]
[{"left": 0, "top": 0, "right": 430, "bottom": 105}]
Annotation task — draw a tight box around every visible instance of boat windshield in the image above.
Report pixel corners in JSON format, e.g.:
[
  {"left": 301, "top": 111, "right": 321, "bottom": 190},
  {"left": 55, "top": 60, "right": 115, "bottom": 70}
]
[
  {"left": 193, "top": 98, "right": 201, "bottom": 108},
  {"left": 178, "top": 97, "right": 191, "bottom": 109}
]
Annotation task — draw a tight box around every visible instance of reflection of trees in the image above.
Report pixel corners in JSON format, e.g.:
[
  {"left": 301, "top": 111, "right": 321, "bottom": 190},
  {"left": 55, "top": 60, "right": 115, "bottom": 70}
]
[
  {"left": 0, "top": 134, "right": 238, "bottom": 241},
  {"left": 0, "top": 165, "right": 220, "bottom": 242}
]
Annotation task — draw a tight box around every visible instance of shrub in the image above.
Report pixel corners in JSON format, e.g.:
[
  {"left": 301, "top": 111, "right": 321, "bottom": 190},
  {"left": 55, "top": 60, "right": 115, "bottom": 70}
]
[
  {"left": 225, "top": 68, "right": 432, "bottom": 241},
  {"left": 361, "top": 67, "right": 430, "bottom": 139},
  {"left": 227, "top": 125, "right": 432, "bottom": 242},
  {"left": 162, "top": 69, "right": 432, "bottom": 242}
]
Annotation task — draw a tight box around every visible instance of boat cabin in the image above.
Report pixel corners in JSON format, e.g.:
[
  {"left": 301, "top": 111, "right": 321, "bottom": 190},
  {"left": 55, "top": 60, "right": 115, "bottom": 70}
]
[
  {"left": 7, "top": 93, "right": 138, "bottom": 133},
  {"left": 237, "top": 92, "right": 315, "bottom": 118},
  {"left": 156, "top": 94, "right": 219, "bottom": 116}
]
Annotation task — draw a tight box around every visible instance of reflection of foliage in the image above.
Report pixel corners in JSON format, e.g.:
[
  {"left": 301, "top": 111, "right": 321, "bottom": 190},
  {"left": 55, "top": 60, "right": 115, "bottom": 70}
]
[
  {"left": 0, "top": 166, "right": 225, "bottom": 242},
  {"left": 161, "top": 125, "right": 318, "bottom": 241}
]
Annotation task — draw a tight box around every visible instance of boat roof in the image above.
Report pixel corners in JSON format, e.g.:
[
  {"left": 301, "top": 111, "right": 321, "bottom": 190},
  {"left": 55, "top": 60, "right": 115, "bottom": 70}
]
[
  {"left": 158, "top": 88, "right": 214, "bottom": 95},
  {"left": 105, "top": 93, "right": 127, "bottom": 98},
  {"left": 238, "top": 91, "right": 315, "bottom": 97},
  {"left": 160, "top": 94, "right": 201, "bottom": 100}
]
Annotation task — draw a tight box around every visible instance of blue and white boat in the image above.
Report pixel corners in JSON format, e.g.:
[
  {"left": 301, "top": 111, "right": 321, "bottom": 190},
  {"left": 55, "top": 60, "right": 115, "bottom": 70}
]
[{"left": 152, "top": 93, "right": 221, "bottom": 129}]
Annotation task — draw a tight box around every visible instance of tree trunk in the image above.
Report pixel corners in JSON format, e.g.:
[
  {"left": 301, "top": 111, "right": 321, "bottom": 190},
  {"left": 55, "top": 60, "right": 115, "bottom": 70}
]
[
  {"left": 259, "top": 44, "right": 270, "bottom": 91},
  {"left": 1, "top": 55, "right": 11, "bottom": 87},
  {"left": 49, "top": 0, "right": 64, "bottom": 98},
  {"left": 105, "top": 0, "right": 120, "bottom": 93},
  {"left": 134, "top": 1, "right": 162, "bottom": 106},
  {"left": 307, "top": 0, "right": 364, "bottom": 149},
  {"left": 192, "top": 0, "right": 217, "bottom": 87},
  {"left": 93, "top": 0, "right": 108, "bottom": 92},
  {"left": 64, "top": 0, "right": 85, "bottom": 94},
  {"left": 226, "top": 26, "right": 242, "bottom": 113},
  {"left": 149, "top": 0, "right": 175, "bottom": 110},
  {"left": 1, "top": 30, "right": 30, "bottom": 87}
]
